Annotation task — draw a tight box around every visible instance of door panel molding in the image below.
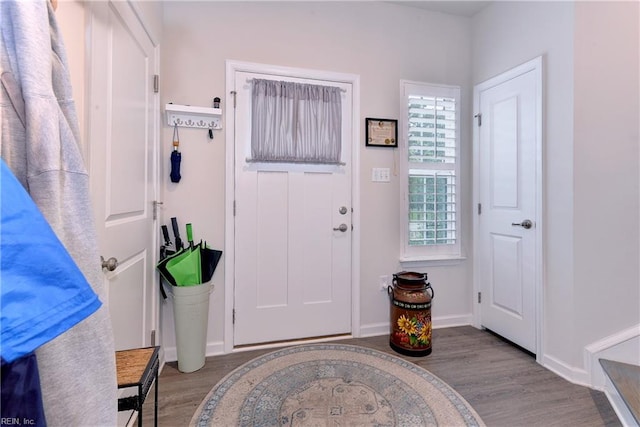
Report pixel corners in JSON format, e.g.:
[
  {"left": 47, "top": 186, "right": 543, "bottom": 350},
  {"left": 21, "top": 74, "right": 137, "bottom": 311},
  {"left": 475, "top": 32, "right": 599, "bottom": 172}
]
[{"left": 472, "top": 56, "right": 543, "bottom": 359}]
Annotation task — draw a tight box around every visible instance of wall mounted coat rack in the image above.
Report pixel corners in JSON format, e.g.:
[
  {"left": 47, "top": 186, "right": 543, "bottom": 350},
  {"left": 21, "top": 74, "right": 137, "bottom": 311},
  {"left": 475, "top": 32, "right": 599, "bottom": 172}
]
[{"left": 165, "top": 103, "right": 222, "bottom": 130}]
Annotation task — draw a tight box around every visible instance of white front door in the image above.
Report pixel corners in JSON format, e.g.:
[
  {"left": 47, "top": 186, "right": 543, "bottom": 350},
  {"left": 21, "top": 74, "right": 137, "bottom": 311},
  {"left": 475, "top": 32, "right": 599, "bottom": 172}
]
[
  {"left": 87, "top": 1, "right": 158, "bottom": 351},
  {"left": 474, "top": 58, "right": 542, "bottom": 354},
  {"left": 232, "top": 68, "right": 353, "bottom": 346}
]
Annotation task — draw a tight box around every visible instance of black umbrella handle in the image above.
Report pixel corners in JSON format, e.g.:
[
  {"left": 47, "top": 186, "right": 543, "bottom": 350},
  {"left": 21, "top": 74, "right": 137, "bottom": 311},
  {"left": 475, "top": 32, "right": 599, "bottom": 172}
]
[
  {"left": 161, "top": 225, "right": 171, "bottom": 246},
  {"left": 171, "top": 217, "right": 183, "bottom": 250}
]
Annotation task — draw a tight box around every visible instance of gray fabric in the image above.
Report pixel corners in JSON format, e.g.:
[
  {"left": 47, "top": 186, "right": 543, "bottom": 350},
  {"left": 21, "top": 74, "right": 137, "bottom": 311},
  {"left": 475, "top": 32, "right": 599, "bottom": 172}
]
[
  {"left": 0, "top": 1, "right": 117, "bottom": 425},
  {"left": 250, "top": 79, "right": 342, "bottom": 164}
]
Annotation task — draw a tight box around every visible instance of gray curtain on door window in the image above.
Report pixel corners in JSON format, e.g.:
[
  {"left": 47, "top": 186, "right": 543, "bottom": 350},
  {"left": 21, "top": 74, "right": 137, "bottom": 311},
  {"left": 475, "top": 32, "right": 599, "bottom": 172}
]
[{"left": 251, "top": 79, "right": 342, "bottom": 164}]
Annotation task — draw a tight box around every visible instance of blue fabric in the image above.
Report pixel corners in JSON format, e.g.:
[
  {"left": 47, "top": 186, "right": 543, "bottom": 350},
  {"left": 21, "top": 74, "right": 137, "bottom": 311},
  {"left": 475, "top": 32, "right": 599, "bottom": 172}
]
[
  {"left": 1, "top": 353, "right": 47, "bottom": 426},
  {"left": 0, "top": 160, "right": 101, "bottom": 363}
]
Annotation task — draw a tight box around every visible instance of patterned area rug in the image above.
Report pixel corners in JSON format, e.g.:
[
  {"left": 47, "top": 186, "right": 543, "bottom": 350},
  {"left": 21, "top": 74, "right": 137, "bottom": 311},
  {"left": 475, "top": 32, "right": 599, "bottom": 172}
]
[{"left": 191, "top": 344, "right": 485, "bottom": 426}]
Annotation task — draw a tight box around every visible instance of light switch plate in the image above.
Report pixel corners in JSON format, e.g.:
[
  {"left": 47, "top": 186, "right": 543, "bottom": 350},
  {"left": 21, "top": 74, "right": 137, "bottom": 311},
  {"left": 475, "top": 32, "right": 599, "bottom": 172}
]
[{"left": 372, "top": 168, "right": 391, "bottom": 182}]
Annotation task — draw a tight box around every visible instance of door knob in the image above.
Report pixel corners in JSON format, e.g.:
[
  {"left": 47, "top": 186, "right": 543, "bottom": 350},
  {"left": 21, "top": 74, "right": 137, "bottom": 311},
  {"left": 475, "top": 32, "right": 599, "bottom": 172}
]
[
  {"left": 101, "top": 256, "right": 119, "bottom": 271},
  {"left": 511, "top": 219, "right": 533, "bottom": 230},
  {"left": 333, "top": 224, "right": 348, "bottom": 232}
]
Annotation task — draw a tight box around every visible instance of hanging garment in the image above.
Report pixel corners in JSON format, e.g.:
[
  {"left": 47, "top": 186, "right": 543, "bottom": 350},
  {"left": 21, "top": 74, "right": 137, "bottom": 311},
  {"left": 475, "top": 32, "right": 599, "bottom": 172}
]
[
  {"left": 1, "top": 159, "right": 101, "bottom": 363},
  {"left": 1, "top": 353, "right": 47, "bottom": 427},
  {"left": 0, "top": 1, "right": 117, "bottom": 425},
  {"left": 1, "top": 158, "right": 105, "bottom": 426}
]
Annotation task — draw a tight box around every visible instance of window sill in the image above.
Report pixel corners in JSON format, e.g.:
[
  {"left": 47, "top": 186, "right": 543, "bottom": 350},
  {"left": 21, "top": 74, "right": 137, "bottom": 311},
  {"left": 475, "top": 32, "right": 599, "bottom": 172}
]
[{"left": 399, "top": 255, "right": 467, "bottom": 268}]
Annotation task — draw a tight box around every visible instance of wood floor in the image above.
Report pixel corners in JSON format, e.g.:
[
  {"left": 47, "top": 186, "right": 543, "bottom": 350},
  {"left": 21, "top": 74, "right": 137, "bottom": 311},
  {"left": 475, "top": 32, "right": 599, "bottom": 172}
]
[{"left": 142, "top": 326, "right": 620, "bottom": 426}]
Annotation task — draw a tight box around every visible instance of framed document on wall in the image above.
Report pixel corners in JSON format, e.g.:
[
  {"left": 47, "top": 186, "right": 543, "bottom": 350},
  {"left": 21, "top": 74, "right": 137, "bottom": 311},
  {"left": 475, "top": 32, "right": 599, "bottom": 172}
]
[{"left": 365, "top": 118, "right": 398, "bottom": 148}]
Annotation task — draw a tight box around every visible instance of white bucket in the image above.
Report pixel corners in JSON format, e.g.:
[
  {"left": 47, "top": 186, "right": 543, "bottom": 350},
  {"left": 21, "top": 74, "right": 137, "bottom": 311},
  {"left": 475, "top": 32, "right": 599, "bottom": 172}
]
[{"left": 168, "top": 281, "right": 213, "bottom": 373}]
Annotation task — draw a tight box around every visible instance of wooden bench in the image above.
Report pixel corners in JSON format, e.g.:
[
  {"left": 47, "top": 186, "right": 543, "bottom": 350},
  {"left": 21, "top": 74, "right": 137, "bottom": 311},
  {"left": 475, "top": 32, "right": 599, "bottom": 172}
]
[{"left": 116, "top": 346, "right": 160, "bottom": 427}]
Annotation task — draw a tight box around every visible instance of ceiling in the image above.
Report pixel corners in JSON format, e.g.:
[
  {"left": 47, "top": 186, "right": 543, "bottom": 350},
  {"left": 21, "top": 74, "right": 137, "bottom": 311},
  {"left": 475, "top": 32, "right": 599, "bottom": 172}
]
[{"left": 391, "top": 1, "right": 492, "bottom": 17}]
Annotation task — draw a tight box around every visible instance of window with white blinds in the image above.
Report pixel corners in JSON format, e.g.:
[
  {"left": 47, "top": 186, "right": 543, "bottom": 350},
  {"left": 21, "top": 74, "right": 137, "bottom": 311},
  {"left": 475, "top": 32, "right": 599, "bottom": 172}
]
[{"left": 400, "top": 81, "right": 461, "bottom": 260}]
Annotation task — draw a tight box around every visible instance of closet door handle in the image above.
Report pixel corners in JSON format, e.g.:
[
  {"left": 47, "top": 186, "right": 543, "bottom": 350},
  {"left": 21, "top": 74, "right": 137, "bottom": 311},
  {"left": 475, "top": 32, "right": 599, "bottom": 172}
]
[
  {"left": 101, "top": 256, "right": 119, "bottom": 271},
  {"left": 511, "top": 219, "right": 533, "bottom": 230}
]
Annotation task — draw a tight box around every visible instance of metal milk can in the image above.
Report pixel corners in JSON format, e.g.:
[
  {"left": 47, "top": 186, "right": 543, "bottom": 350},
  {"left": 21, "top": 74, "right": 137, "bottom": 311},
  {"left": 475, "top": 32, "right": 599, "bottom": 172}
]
[{"left": 388, "top": 271, "right": 434, "bottom": 356}]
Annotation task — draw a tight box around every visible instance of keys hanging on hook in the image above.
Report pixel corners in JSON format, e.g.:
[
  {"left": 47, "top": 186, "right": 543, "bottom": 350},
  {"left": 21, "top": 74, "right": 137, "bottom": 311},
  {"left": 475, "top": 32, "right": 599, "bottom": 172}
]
[{"left": 208, "top": 128, "right": 214, "bottom": 140}]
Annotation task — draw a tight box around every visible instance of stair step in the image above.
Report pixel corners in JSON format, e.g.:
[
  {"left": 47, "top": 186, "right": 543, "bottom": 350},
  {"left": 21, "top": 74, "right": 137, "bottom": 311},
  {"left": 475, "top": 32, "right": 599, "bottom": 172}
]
[{"left": 599, "top": 358, "right": 640, "bottom": 425}]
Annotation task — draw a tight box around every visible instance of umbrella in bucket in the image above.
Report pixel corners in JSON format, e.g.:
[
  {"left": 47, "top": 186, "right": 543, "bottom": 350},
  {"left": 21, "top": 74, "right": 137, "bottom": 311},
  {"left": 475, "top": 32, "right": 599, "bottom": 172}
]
[
  {"left": 200, "top": 245, "right": 222, "bottom": 284},
  {"left": 157, "top": 219, "right": 222, "bottom": 297},
  {"left": 164, "top": 245, "right": 202, "bottom": 286}
]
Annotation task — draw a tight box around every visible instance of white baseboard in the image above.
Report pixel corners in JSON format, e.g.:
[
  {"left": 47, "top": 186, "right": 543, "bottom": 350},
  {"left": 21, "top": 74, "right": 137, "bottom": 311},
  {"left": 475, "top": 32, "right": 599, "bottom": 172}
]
[
  {"left": 538, "top": 324, "right": 640, "bottom": 393},
  {"left": 358, "top": 322, "right": 388, "bottom": 337},
  {"left": 540, "top": 353, "right": 591, "bottom": 388},
  {"left": 164, "top": 340, "right": 225, "bottom": 362},
  {"left": 164, "top": 346, "right": 176, "bottom": 363},
  {"left": 433, "top": 314, "right": 474, "bottom": 329},
  {"left": 165, "top": 314, "right": 475, "bottom": 361},
  {"left": 584, "top": 324, "right": 640, "bottom": 390}
]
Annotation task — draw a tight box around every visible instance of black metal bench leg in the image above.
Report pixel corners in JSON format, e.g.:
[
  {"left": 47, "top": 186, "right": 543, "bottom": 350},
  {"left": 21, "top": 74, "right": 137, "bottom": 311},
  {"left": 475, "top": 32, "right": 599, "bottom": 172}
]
[
  {"left": 154, "top": 367, "right": 158, "bottom": 427},
  {"left": 138, "top": 383, "right": 143, "bottom": 427}
]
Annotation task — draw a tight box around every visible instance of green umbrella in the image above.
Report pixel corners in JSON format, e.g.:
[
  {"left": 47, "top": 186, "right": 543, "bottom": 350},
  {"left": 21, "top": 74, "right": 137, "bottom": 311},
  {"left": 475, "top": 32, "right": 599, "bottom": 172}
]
[
  {"left": 166, "top": 245, "right": 202, "bottom": 286},
  {"left": 156, "top": 220, "right": 223, "bottom": 290},
  {"left": 157, "top": 248, "right": 189, "bottom": 287}
]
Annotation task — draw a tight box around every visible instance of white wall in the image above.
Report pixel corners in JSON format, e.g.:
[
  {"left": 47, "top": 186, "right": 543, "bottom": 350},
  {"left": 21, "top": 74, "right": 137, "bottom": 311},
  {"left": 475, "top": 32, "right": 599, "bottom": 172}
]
[
  {"left": 573, "top": 1, "right": 640, "bottom": 363},
  {"left": 472, "top": 0, "right": 640, "bottom": 375},
  {"left": 160, "top": 1, "right": 474, "bottom": 352}
]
